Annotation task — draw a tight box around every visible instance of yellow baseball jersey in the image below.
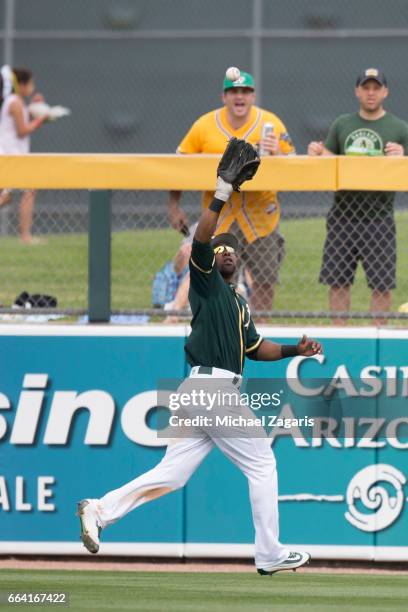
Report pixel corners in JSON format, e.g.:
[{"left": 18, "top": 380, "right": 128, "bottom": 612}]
[{"left": 177, "top": 106, "right": 295, "bottom": 243}]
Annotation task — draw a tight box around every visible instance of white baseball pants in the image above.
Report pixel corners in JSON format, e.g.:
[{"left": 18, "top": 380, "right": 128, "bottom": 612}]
[{"left": 93, "top": 368, "right": 289, "bottom": 570}]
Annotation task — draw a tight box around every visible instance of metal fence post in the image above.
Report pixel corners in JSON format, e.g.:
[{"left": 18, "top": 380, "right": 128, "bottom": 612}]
[
  {"left": 88, "top": 190, "right": 111, "bottom": 323},
  {"left": 3, "top": 0, "right": 15, "bottom": 65},
  {"left": 251, "top": 0, "right": 263, "bottom": 105}
]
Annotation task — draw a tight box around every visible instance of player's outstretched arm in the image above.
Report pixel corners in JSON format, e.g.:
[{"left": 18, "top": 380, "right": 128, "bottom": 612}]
[
  {"left": 194, "top": 138, "right": 260, "bottom": 244},
  {"left": 257, "top": 334, "right": 323, "bottom": 361},
  {"left": 194, "top": 178, "right": 232, "bottom": 244}
]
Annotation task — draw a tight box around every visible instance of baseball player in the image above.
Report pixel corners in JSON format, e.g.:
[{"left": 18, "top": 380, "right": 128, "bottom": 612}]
[
  {"left": 78, "top": 139, "right": 322, "bottom": 576},
  {"left": 168, "top": 71, "right": 295, "bottom": 316}
]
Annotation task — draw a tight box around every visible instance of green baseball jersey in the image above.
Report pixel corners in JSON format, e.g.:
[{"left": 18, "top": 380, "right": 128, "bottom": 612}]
[
  {"left": 185, "top": 239, "right": 263, "bottom": 375},
  {"left": 325, "top": 112, "right": 408, "bottom": 218}
]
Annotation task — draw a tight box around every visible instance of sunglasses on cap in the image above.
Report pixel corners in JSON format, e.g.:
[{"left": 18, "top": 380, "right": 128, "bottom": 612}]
[{"left": 213, "top": 245, "right": 236, "bottom": 254}]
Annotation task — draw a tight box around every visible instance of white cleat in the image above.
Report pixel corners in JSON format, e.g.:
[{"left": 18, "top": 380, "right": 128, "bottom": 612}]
[
  {"left": 77, "top": 499, "right": 101, "bottom": 554},
  {"left": 257, "top": 551, "right": 311, "bottom": 576}
]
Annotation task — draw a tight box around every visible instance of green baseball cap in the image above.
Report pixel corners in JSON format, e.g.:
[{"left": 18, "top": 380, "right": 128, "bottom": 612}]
[{"left": 223, "top": 71, "right": 255, "bottom": 92}]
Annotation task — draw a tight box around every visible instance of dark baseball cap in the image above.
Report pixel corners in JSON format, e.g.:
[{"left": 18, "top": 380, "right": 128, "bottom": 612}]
[
  {"left": 211, "top": 233, "right": 239, "bottom": 251},
  {"left": 356, "top": 68, "right": 387, "bottom": 87}
]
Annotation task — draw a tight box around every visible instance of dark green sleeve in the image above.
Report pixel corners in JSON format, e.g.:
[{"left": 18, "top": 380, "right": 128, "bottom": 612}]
[
  {"left": 399, "top": 121, "right": 408, "bottom": 154},
  {"left": 189, "top": 239, "right": 217, "bottom": 295},
  {"left": 245, "top": 317, "right": 263, "bottom": 361},
  {"left": 324, "top": 118, "right": 341, "bottom": 154}
]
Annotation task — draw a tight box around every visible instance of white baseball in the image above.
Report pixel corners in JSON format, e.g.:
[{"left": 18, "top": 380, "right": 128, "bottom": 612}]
[{"left": 226, "top": 67, "right": 240, "bottom": 82}]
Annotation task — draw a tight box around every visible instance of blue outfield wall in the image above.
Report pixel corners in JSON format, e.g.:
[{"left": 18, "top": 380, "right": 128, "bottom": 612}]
[{"left": 0, "top": 325, "right": 407, "bottom": 560}]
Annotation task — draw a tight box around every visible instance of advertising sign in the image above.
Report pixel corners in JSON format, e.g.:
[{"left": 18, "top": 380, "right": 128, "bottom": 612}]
[{"left": 1, "top": 325, "right": 407, "bottom": 560}]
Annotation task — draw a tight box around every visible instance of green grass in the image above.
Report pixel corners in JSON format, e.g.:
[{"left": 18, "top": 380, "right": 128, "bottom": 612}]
[
  {"left": 0, "top": 233, "right": 88, "bottom": 311},
  {"left": 111, "top": 228, "right": 181, "bottom": 311},
  {"left": 1, "top": 569, "right": 408, "bottom": 611},
  {"left": 275, "top": 211, "right": 408, "bottom": 321},
  {"left": 1, "top": 212, "right": 408, "bottom": 320},
  {"left": 0, "top": 229, "right": 181, "bottom": 312}
]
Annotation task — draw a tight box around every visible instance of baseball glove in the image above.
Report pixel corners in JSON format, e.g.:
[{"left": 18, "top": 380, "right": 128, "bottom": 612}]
[{"left": 217, "top": 137, "right": 260, "bottom": 192}]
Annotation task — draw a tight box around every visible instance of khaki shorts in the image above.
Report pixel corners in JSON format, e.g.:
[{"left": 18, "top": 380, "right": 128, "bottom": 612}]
[{"left": 229, "top": 223, "right": 285, "bottom": 284}]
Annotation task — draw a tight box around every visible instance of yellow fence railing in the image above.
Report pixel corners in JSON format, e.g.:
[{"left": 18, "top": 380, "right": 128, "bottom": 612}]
[{"left": 1, "top": 154, "right": 408, "bottom": 190}]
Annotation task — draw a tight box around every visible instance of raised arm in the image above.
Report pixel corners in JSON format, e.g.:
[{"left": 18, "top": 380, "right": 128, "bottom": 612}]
[
  {"left": 194, "top": 178, "right": 232, "bottom": 243},
  {"left": 194, "top": 137, "right": 260, "bottom": 243}
]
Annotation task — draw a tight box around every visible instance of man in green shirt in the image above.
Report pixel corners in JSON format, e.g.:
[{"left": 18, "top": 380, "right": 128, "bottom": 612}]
[
  {"left": 77, "top": 140, "right": 322, "bottom": 576},
  {"left": 308, "top": 68, "right": 408, "bottom": 324}
]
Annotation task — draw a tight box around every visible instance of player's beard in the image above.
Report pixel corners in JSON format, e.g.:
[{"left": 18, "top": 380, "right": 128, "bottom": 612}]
[
  {"left": 215, "top": 252, "right": 238, "bottom": 280},
  {"left": 219, "top": 263, "right": 236, "bottom": 281}
]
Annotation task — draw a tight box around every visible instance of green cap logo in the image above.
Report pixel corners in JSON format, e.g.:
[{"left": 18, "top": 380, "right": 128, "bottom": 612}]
[{"left": 223, "top": 71, "right": 255, "bottom": 91}]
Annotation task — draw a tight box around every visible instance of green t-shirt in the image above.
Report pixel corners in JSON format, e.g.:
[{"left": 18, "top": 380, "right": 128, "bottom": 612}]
[
  {"left": 184, "top": 239, "right": 263, "bottom": 375},
  {"left": 325, "top": 112, "right": 408, "bottom": 218}
]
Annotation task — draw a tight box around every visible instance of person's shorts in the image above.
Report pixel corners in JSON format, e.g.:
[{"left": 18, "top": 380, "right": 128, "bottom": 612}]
[
  {"left": 319, "top": 215, "right": 396, "bottom": 291},
  {"left": 230, "top": 224, "right": 285, "bottom": 284}
]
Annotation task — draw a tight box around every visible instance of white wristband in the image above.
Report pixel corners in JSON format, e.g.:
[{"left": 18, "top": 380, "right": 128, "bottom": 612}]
[{"left": 215, "top": 176, "right": 233, "bottom": 202}]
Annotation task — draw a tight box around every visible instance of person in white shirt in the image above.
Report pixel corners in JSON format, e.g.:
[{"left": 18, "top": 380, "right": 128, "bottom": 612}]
[{"left": 0, "top": 67, "right": 47, "bottom": 244}]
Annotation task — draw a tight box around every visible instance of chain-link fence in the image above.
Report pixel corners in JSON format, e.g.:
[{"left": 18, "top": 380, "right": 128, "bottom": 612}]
[
  {"left": 2, "top": 1, "right": 408, "bottom": 322},
  {"left": 0, "top": 189, "right": 88, "bottom": 314},
  {"left": 110, "top": 189, "right": 408, "bottom": 323},
  {"left": 1, "top": 187, "right": 408, "bottom": 324}
]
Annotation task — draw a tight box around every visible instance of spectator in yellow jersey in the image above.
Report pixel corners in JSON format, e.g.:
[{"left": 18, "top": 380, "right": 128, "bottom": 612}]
[{"left": 168, "top": 71, "right": 295, "bottom": 316}]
